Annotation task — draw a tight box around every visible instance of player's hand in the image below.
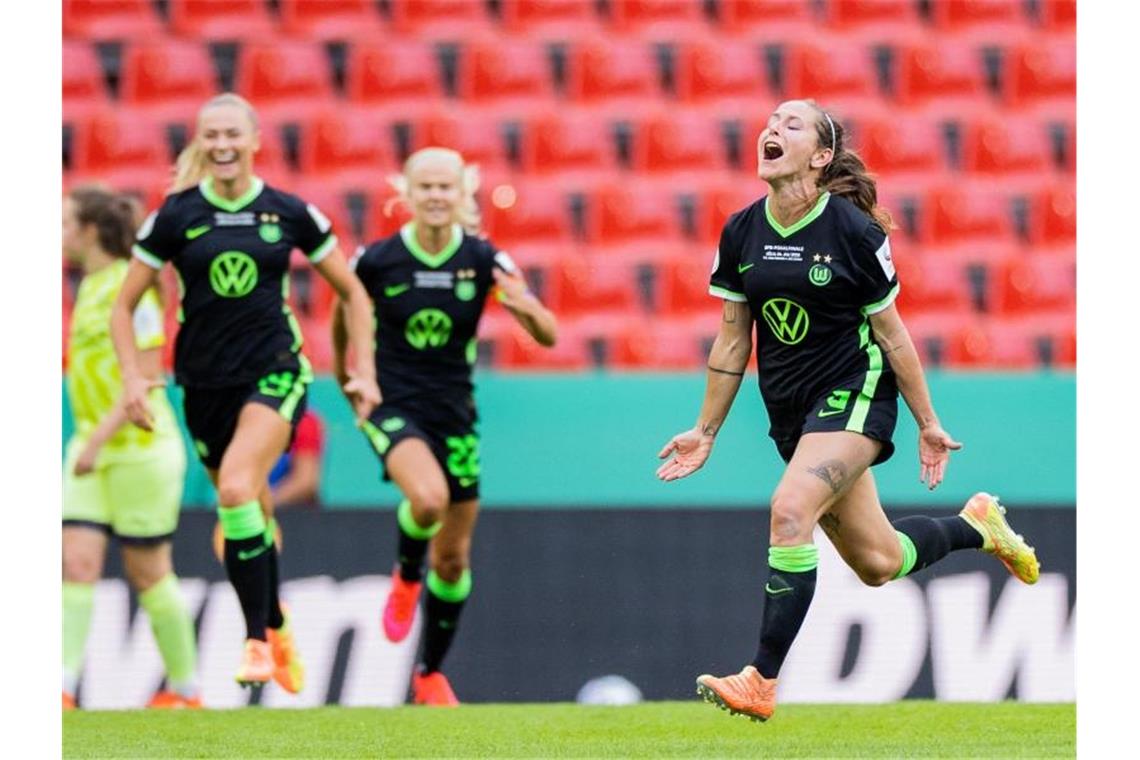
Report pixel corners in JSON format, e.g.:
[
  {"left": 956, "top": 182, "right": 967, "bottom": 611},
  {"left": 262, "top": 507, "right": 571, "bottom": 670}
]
[
  {"left": 492, "top": 267, "right": 532, "bottom": 312},
  {"left": 656, "top": 428, "right": 715, "bottom": 482},
  {"left": 122, "top": 375, "right": 165, "bottom": 432},
  {"left": 343, "top": 371, "right": 381, "bottom": 424},
  {"left": 73, "top": 443, "right": 99, "bottom": 476},
  {"left": 918, "top": 423, "right": 963, "bottom": 491}
]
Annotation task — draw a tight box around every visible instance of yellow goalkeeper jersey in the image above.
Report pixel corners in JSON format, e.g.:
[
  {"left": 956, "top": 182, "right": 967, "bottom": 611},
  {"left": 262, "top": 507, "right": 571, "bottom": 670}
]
[{"left": 66, "top": 259, "right": 180, "bottom": 461}]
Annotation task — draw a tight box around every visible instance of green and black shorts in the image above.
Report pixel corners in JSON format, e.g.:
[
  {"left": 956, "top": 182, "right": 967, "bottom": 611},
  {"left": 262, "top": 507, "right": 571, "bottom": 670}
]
[
  {"left": 769, "top": 377, "right": 899, "bottom": 466},
  {"left": 361, "top": 403, "right": 481, "bottom": 502}
]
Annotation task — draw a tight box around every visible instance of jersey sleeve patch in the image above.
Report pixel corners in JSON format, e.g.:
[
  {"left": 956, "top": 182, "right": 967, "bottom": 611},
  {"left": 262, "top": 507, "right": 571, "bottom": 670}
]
[
  {"left": 873, "top": 237, "right": 895, "bottom": 281},
  {"left": 493, "top": 250, "right": 520, "bottom": 275}
]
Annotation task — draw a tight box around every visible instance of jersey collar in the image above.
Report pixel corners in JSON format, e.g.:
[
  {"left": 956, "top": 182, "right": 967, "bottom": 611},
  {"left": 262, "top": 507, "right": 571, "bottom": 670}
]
[
  {"left": 764, "top": 191, "right": 830, "bottom": 238},
  {"left": 198, "top": 176, "right": 265, "bottom": 213},
  {"left": 400, "top": 222, "right": 463, "bottom": 268}
]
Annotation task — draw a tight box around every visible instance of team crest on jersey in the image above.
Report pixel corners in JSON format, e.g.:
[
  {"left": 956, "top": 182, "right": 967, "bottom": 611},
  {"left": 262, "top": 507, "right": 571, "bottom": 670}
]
[
  {"left": 455, "top": 269, "right": 476, "bottom": 301},
  {"left": 808, "top": 263, "right": 832, "bottom": 286},
  {"left": 258, "top": 213, "right": 282, "bottom": 243}
]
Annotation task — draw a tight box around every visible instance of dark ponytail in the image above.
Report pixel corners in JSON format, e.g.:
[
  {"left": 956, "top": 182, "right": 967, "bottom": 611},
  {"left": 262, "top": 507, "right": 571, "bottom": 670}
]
[
  {"left": 809, "top": 103, "right": 894, "bottom": 232},
  {"left": 68, "top": 185, "right": 141, "bottom": 259}
]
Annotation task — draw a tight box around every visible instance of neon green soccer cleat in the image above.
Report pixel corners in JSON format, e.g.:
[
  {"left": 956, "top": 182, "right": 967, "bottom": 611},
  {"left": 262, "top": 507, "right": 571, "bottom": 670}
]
[{"left": 959, "top": 492, "right": 1040, "bottom": 584}]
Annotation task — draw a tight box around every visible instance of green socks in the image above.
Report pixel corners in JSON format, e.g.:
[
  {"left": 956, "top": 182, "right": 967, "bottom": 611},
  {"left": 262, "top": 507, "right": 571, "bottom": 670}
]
[
  {"left": 139, "top": 574, "right": 199, "bottom": 697},
  {"left": 62, "top": 582, "right": 95, "bottom": 695}
]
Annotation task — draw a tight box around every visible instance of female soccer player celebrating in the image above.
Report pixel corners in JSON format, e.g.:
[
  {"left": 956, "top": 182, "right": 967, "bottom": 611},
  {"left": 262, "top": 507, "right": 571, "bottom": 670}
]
[
  {"left": 334, "top": 147, "right": 557, "bottom": 705},
  {"left": 656, "top": 100, "right": 1040, "bottom": 722},
  {"left": 111, "top": 93, "right": 380, "bottom": 692},
  {"left": 63, "top": 186, "right": 198, "bottom": 709}
]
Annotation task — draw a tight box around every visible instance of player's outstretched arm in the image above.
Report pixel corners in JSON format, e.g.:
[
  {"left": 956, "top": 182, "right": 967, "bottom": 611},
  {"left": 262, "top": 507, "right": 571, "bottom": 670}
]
[
  {"left": 110, "top": 259, "right": 164, "bottom": 431},
  {"left": 493, "top": 267, "right": 557, "bottom": 346},
  {"left": 316, "top": 250, "right": 380, "bottom": 422},
  {"left": 869, "top": 304, "right": 962, "bottom": 490},
  {"left": 657, "top": 300, "right": 753, "bottom": 482}
]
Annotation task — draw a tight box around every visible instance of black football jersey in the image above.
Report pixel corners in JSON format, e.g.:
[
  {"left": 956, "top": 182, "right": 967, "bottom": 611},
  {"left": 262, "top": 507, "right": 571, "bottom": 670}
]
[
  {"left": 710, "top": 192, "right": 900, "bottom": 414},
  {"left": 351, "top": 223, "right": 514, "bottom": 419},
  {"left": 133, "top": 177, "right": 337, "bottom": 388}
]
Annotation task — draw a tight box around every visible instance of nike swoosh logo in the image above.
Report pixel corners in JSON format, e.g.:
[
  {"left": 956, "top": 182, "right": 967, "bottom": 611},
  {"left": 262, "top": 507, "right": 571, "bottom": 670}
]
[
  {"left": 818, "top": 408, "right": 847, "bottom": 418},
  {"left": 738, "top": 262, "right": 755, "bottom": 273},
  {"left": 237, "top": 545, "right": 269, "bottom": 561},
  {"left": 384, "top": 284, "right": 411, "bottom": 297},
  {"left": 458, "top": 477, "right": 478, "bottom": 487},
  {"left": 764, "top": 583, "right": 793, "bottom": 596},
  {"left": 185, "top": 225, "right": 211, "bottom": 240}
]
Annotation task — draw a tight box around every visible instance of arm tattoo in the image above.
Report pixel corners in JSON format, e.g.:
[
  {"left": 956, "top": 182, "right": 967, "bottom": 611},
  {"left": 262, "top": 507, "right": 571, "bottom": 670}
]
[
  {"left": 819, "top": 513, "right": 841, "bottom": 539},
  {"left": 723, "top": 302, "right": 738, "bottom": 323},
  {"left": 707, "top": 366, "right": 744, "bottom": 377},
  {"left": 701, "top": 421, "right": 720, "bottom": 437},
  {"left": 806, "top": 459, "right": 850, "bottom": 496}
]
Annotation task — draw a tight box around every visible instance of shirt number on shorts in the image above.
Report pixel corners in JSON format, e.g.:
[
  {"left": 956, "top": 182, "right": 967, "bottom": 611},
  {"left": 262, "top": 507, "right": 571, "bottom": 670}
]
[{"left": 445, "top": 435, "right": 481, "bottom": 482}]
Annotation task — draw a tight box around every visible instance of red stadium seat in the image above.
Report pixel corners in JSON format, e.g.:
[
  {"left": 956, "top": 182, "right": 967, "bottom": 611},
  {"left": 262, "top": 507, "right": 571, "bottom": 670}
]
[
  {"left": 1006, "top": 39, "right": 1076, "bottom": 107},
  {"left": 1022, "top": 312, "right": 1076, "bottom": 367},
  {"left": 994, "top": 253, "right": 1074, "bottom": 316},
  {"left": 782, "top": 38, "right": 878, "bottom": 101},
  {"left": 119, "top": 40, "right": 216, "bottom": 121},
  {"left": 892, "top": 252, "right": 973, "bottom": 316},
  {"left": 387, "top": 0, "right": 494, "bottom": 38},
  {"left": 496, "top": 320, "right": 590, "bottom": 370},
  {"left": 584, "top": 182, "right": 684, "bottom": 245},
  {"left": 296, "top": 112, "right": 397, "bottom": 189},
  {"left": 278, "top": 0, "right": 387, "bottom": 40},
  {"left": 456, "top": 38, "right": 556, "bottom": 104},
  {"left": 900, "top": 309, "right": 973, "bottom": 367},
  {"left": 922, "top": 183, "right": 1017, "bottom": 244},
  {"left": 961, "top": 115, "right": 1052, "bottom": 176},
  {"left": 63, "top": 0, "right": 164, "bottom": 39},
  {"left": 631, "top": 110, "right": 727, "bottom": 175},
  {"left": 893, "top": 38, "right": 988, "bottom": 106},
  {"left": 1038, "top": 0, "right": 1076, "bottom": 31},
  {"left": 297, "top": 314, "right": 333, "bottom": 372},
  {"left": 344, "top": 41, "right": 444, "bottom": 118},
  {"left": 71, "top": 111, "right": 171, "bottom": 189},
  {"left": 605, "top": 0, "right": 707, "bottom": 37},
  {"left": 168, "top": 0, "right": 279, "bottom": 40},
  {"left": 519, "top": 110, "right": 620, "bottom": 178},
  {"left": 715, "top": 0, "right": 815, "bottom": 39},
  {"left": 564, "top": 39, "right": 662, "bottom": 109},
  {"left": 364, "top": 187, "right": 414, "bottom": 243},
  {"left": 288, "top": 180, "right": 357, "bottom": 252},
  {"left": 409, "top": 109, "right": 512, "bottom": 175},
  {"left": 63, "top": 41, "right": 110, "bottom": 121},
  {"left": 655, "top": 252, "right": 723, "bottom": 318},
  {"left": 483, "top": 180, "right": 573, "bottom": 245},
  {"left": 857, "top": 112, "right": 948, "bottom": 177},
  {"left": 822, "top": 0, "right": 922, "bottom": 30},
  {"left": 1028, "top": 184, "right": 1075, "bottom": 245},
  {"left": 697, "top": 182, "right": 757, "bottom": 244},
  {"left": 498, "top": 0, "right": 602, "bottom": 37},
  {"left": 672, "top": 38, "right": 770, "bottom": 108},
  {"left": 235, "top": 42, "right": 336, "bottom": 117},
  {"left": 928, "top": 0, "right": 1030, "bottom": 33},
  {"left": 607, "top": 317, "right": 709, "bottom": 370},
  {"left": 547, "top": 258, "right": 641, "bottom": 316}
]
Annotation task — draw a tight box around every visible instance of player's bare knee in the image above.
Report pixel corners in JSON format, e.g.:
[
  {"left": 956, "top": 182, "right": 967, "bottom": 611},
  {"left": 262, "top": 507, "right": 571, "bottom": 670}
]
[
  {"left": 216, "top": 472, "right": 259, "bottom": 507},
  {"left": 769, "top": 490, "right": 812, "bottom": 543},
  {"left": 63, "top": 552, "right": 101, "bottom": 584},
  {"left": 855, "top": 554, "right": 897, "bottom": 587},
  {"left": 409, "top": 487, "right": 448, "bottom": 525}
]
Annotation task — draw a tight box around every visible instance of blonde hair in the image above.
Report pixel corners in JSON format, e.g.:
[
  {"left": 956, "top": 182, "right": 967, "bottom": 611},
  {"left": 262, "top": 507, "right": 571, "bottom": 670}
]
[
  {"left": 384, "top": 147, "right": 482, "bottom": 234},
  {"left": 169, "top": 93, "right": 260, "bottom": 194}
]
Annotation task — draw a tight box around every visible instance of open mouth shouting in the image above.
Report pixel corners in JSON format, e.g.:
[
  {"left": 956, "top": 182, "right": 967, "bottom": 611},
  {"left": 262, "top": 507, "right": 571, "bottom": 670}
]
[{"left": 762, "top": 141, "right": 784, "bottom": 162}]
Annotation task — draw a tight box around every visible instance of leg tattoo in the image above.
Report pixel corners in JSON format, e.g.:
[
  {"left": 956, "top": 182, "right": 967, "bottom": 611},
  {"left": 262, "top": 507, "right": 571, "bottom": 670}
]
[{"left": 806, "top": 459, "right": 849, "bottom": 496}]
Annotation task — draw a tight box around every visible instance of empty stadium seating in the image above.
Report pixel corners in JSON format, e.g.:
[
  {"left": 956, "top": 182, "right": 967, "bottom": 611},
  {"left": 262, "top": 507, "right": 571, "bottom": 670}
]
[{"left": 62, "top": 0, "right": 1076, "bottom": 372}]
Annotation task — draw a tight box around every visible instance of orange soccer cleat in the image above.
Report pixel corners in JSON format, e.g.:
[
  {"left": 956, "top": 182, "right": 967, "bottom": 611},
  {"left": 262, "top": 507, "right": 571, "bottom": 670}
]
[
  {"left": 266, "top": 610, "right": 305, "bottom": 695},
  {"left": 147, "top": 691, "right": 203, "bottom": 709},
  {"left": 959, "top": 491, "right": 1040, "bottom": 584},
  {"left": 412, "top": 669, "right": 459, "bottom": 707},
  {"left": 383, "top": 570, "right": 423, "bottom": 643},
  {"left": 696, "top": 665, "right": 778, "bottom": 723},
  {"left": 234, "top": 639, "right": 274, "bottom": 687}
]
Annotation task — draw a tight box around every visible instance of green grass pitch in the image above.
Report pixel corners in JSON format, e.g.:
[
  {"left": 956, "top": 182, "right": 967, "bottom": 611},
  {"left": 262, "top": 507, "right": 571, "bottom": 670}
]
[{"left": 64, "top": 701, "right": 1075, "bottom": 758}]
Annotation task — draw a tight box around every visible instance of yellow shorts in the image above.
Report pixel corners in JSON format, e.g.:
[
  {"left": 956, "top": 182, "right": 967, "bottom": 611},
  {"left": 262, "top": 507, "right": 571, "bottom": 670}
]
[{"left": 62, "top": 437, "right": 187, "bottom": 543}]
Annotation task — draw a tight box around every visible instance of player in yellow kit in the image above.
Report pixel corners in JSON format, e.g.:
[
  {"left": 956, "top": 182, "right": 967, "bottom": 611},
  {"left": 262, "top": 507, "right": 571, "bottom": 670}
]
[{"left": 62, "top": 186, "right": 198, "bottom": 709}]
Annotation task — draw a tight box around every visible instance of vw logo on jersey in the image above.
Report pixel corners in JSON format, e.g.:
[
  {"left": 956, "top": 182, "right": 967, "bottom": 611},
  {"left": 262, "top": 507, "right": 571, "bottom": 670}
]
[
  {"left": 209, "top": 251, "right": 258, "bottom": 298},
  {"left": 405, "top": 308, "right": 453, "bottom": 349},
  {"left": 808, "top": 263, "right": 833, "bottom": 286},
  {"left": 761, "top": 298, "right": 810, "bottom": 345}
]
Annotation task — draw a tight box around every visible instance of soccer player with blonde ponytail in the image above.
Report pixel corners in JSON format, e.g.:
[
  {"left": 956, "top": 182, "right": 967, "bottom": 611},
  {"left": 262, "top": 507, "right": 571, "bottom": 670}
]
[
  {"left": 111, "top": 93, "right": 380, "bottom": 694},
  {"left": 334, "top": 147, "right": 557, "bottom": 705}
]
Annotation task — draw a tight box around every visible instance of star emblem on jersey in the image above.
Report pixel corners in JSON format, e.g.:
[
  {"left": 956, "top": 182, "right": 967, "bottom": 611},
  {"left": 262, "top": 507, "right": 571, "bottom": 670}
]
[
  {"left": 209, "top": 251, "right": 258, "bottom": 298},
  {"left": 405, "top": 308, "right": 453, "bottom": 349},
  {"left": 808, "top": 263, "right": 833, "bottom": 286},
  {"left": 761, "top": 298, "right": 810, "bottom": 345}
]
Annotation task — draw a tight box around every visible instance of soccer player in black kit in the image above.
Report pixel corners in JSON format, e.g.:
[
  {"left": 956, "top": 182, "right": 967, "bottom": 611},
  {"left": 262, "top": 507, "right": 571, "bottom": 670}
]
[
  {"left": 110, "top": 93, "right": 381, "bottom": 692},
  {"left": 333, "top": 147, "right": 557, "bottom": 705},
  {"left": 656, "top": 100, "right": 1041, "bottom": 722}
]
